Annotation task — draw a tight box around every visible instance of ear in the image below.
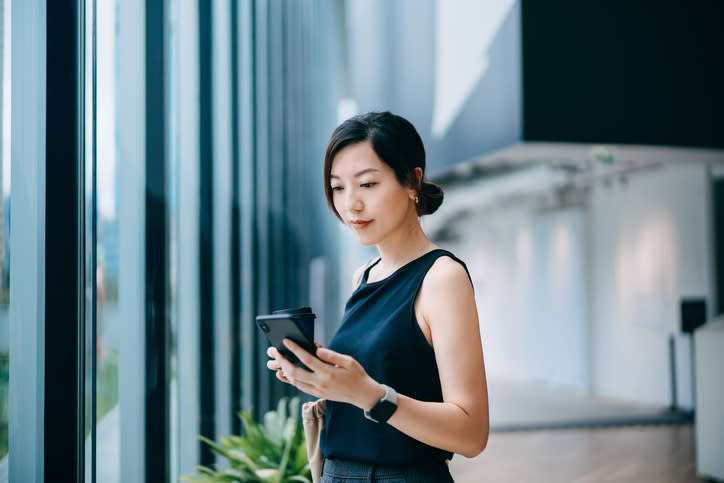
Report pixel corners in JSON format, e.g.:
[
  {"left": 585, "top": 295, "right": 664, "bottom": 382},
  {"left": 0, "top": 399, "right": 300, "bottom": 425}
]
[
  {"left": 408, "top": 167, "right": 423, "bottom": 200},
  {"left": 414, "top": 167, "right": 423, "bottom": 187}
]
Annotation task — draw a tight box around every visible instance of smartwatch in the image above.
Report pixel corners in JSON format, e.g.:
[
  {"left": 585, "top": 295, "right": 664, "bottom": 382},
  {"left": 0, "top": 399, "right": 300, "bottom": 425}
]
[{"left": 364, "top": 384, "right": 398, "bottom": 423}]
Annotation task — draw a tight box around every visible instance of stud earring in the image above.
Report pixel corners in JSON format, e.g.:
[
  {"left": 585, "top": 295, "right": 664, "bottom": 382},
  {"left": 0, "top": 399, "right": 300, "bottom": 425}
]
[{"left": 415, "top": 195, "right": 419, "bottom": 205}]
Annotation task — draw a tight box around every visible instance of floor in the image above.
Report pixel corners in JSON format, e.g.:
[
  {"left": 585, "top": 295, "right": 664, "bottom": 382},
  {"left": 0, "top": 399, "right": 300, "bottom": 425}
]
[
  {"left": 487, "top": 378, "right": 691, "bottom": 431},
  {"left": 23, "top": 378, "right": 706, "bottom": 482},
  {"left": 448, "top": 379, "right": 708, "bottom": 482},
  {"left": 449, "top": 424, "right": 705, "bottom": 482}
]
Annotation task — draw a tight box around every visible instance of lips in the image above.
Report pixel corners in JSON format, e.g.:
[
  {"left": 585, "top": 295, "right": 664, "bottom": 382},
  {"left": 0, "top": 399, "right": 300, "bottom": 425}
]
[{"left": 349, "top": 219, "right": 373, "bottom": 230}]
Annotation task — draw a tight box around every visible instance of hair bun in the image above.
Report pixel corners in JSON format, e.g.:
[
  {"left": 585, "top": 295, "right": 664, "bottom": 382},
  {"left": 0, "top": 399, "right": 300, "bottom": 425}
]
[{"left": 418, "top": 181, "right": 444, "bottom": 215}]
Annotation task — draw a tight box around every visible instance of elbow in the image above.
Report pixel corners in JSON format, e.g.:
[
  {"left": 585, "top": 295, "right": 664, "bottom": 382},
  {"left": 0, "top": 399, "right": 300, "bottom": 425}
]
[
  {"left": 459, "top": 428, "right": 489, "bottom": 459},
  {"left": 461, "top": 441, "right": 487, "bottom": 459}
]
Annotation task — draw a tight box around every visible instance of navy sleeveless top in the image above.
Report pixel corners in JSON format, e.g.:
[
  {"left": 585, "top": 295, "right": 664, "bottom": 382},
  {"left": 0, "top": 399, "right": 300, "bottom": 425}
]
[{"left": 320, "top": 249, "right": 470, "bottom": 465}]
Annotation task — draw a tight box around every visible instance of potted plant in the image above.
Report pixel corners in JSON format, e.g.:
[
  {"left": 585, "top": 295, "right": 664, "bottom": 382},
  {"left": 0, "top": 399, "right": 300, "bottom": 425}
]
[{"left": 180, "top": 397, "right": 311, "bottom": 483}]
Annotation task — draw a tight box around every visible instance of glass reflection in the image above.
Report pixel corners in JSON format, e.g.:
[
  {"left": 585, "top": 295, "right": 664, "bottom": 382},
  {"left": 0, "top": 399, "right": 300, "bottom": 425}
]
[
  {"left": 168, "top": 0, "right": 180, "bottom": 480},
  {"left": 83, "top": 0, "right": 95, "bottom": 481},
  {"left": 95, "top": 0, "right": 120, "bottom": 481},
  {"left": 0, "top": 0, "right": 10, "bottom": 464}
]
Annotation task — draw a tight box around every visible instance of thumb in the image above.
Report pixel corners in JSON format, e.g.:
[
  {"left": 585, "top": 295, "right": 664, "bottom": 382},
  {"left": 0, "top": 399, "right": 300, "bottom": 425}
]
[{"left": 316, "top": 347, "right": 352, "bottom": 367}]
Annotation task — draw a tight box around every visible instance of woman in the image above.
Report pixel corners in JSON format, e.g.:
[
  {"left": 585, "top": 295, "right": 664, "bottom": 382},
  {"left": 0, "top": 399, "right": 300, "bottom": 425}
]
[{"left": 267, "top": 111, "right": 489, "bottom": 482}]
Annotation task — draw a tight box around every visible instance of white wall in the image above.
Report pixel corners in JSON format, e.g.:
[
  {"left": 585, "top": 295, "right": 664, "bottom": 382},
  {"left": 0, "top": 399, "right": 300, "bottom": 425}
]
[
  {"left": 588, "top": 162, "right": 712, "bottom": 408},
  {"left": 435, "top": 160, "right": 715, "bottom": 409},
  {"left": 439, "top": 205, "right": 589, "bottom": 392}
]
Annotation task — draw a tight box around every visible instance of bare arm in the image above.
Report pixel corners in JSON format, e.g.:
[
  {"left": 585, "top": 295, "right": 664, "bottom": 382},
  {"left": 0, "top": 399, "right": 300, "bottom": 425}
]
[
  {"left": 267, "top": 257, "right": 489, "bottom": 458},
  {"left": 385, "top": 256, "right": 489, "bottom": 457}
]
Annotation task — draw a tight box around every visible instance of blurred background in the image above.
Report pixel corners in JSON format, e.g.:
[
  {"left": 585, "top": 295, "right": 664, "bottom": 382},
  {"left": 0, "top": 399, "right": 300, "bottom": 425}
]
[{"left": 3, "top": 0, "right": 723, "bottom": 482}]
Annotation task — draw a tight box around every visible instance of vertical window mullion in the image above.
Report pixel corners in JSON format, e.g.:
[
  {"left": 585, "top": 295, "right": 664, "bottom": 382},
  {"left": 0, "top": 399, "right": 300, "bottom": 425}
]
[
  {"left": 253, "top": 0, "right": 272, "bottom": 419},
  {"left": 145, "top": 0, "right": 170, "bottom": 481},
  {"left": 212, "top": 0, "right": 233, "bottom": 449},
  {"left": 117, "top": 0, "right": 147, "bottom": 480},
  {"left": 230, "top": 0, "right": 242, "bottom": 438},
  {"left": 87, "top": 0, "right": 97, "bottom": 479},
  {"left": 198, "top": 0, "right": 215, "bottom": 467},
  {"left": 44, "top": 0, "right": 83, "bottom": 481},
  {"left": 9, "top": 0, "right": 47, "bottom": 479},
  {"left": 238, "top": 0, "right": 257, "bottom": 420},
  {"left": 175, "top": 0, "right": 201, "bottom": 476}
]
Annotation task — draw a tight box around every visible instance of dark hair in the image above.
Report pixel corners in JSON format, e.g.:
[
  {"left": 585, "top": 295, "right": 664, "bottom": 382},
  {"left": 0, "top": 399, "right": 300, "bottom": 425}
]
[{"left": 323, "top": 111, "right": 443, "bottom": 221}]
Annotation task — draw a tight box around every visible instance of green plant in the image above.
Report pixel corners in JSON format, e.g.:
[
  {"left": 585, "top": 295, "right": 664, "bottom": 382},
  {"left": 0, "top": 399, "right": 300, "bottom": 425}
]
[{"left": 180, "top": 397, "right": 311, "bottom": 483}]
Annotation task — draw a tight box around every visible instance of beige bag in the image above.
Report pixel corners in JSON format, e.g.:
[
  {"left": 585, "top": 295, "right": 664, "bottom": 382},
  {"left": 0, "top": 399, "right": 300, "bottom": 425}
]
[{"left": 302, "top": 399, "right": 327, "bottom": 483}]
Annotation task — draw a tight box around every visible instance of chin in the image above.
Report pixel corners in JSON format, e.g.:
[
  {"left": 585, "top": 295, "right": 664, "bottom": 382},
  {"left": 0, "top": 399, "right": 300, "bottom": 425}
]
[{"left": 353, "top": 231, "right": 380, "bottom": 247}]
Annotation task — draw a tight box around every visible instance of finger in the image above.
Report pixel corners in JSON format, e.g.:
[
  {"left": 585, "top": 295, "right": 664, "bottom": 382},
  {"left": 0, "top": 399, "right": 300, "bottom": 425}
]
[
  {"left": 316, "top": 347, "right": 353, "bottom": 368},
  {"left": 275, "top": 370, "right": 289, "bottom": 383},
  {"left": 267, "top": 359, "right": 282, "bottom": 371},
  {"left": 315, "top": 342, "right": 322, "bottom": 348},
  {"left": 267, "top": 346, "right": 281, "bottom": 358},
  {"left": 278, "top": 357, "right": 315, "bottom": 385},
  {"left": 289, "top": 378, "right": 323, "bottom": 399},
  {"left": 282, "top": 339, "right": 324, "bottom": 372}
]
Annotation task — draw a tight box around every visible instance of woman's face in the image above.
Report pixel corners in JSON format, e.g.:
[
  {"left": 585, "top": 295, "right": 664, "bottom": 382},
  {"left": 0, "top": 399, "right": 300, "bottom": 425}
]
[{"left": 329, "top": 141, "right": 417, "bottom": 246}]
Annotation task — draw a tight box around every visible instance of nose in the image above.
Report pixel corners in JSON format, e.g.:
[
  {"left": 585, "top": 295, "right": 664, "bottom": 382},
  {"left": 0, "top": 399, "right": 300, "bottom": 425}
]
[{"left": 344, "top": 190, "right": 363, "bottom": 213}]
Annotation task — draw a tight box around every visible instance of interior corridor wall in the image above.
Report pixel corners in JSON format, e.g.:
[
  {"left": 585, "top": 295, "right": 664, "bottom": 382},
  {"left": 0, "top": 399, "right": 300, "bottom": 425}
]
[
  {"left": 431, "top": 203, "right": 589, "bottom": 392},
  {"left": 430, "top": 161, "right": 714, "bottom": 408},
  {"left": 588, "top": 162, "right": 713, "bottom": 409}
]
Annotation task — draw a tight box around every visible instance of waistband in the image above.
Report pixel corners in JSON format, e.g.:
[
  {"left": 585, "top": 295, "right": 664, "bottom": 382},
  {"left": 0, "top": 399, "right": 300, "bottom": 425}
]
[{"left": 321, "top": 457, "right": 452, "bottom": 482}]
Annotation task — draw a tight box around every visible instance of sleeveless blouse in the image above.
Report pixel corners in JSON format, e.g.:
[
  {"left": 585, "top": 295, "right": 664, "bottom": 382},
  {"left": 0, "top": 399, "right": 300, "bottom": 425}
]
[{"left": 320, "top": 249, "right": 471, "bottom": 465}]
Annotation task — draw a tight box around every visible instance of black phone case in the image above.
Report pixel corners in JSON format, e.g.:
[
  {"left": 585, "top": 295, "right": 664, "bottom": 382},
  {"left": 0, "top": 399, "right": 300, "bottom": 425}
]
[{"left": 256, "top": 314, "right": 317, "bottom": 371}]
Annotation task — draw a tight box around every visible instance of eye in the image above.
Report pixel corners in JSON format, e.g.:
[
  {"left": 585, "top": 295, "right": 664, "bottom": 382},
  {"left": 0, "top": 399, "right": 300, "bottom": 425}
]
[
  {"left": 361, "top": 182, "right": 377, "bottom": 188},
  {"left": 330, "top": 186, "right": 343, "bottom": 192}
]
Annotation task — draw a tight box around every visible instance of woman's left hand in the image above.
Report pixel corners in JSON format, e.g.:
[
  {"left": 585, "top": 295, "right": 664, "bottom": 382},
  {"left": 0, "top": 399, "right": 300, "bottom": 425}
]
[{"left": 266, "top": 339, "right": 384, "bottom": 410}]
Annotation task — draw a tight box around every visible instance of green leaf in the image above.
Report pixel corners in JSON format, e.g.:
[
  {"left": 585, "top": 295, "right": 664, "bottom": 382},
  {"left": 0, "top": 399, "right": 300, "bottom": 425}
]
[
  {"left": 277, "top": 422, "right": 293, "bottom": 478},
  {"left": 259, "top": 455, "right": 279, "bottom": 469},
  {"left": 199, "top": 435, "right": 228, "bottom": 454},
  {"left": 198, "top": 466, "right": 219, "bottom": 476},
  {"left": 226, "top": 448, "right": 261, "bottom": 470},
  {"left": 282, "top": 417, "right": 296, "bottom": 443},
  {"left": 179, "top": 477, "right": 211, "bottom": 483},
  {"left": 256, "top": 468, "right": 281, "bottom": 483},
  {"left": 180, "top": 397, "right": 309, "bottom": 483},
  {"left": 288, "top": 397, "right": 300, "bottom": 421}
]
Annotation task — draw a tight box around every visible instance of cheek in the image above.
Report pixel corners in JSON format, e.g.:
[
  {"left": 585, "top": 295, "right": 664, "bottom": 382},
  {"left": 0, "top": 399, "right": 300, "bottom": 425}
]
[
  {"left": 331, "top": 193, "right": 343, "bottom": 216},
  {"left": 375, "top": 189, "right": 409, "bottom": 217}
]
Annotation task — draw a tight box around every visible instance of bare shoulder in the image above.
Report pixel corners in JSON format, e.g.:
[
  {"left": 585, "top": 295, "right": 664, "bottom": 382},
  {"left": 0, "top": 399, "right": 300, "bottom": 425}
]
[
  {"left": 351, "top": 264, "right": 366, "bottom": 289},
  {"left": 417, "top": 254, "right": 474, "bottom": 316},
  {"left": 424, "top": 255, "right": 472, "bottom": 293},
  {"left": 351, "top": 257, "right": 380, "bottom": 289},
  {"left": 416, "top": 254, "right": 478, "bottom": 341}
]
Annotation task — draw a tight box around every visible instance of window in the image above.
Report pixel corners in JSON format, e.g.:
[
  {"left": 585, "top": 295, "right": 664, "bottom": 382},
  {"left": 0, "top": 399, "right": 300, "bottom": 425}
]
[{"left": 0, "top": 0, "right": 10, "bottom": 470}]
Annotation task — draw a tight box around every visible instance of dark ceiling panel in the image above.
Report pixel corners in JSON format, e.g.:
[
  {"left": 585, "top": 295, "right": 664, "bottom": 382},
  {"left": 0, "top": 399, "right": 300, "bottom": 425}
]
[{"left": 522, "top": 0, "right": 724, "bottom": 148}]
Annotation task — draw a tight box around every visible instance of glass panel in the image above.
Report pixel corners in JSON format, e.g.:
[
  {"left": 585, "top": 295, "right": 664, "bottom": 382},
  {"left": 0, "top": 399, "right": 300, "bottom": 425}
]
[
  {"left": 168, "top": 0, "right": 180, "bottom": 480},
  {"left": 0, "top": 0, "right": 10, "bottom": 466},
  {"left": 172, "top": 0, "right": 201, "bottom": 477},
  {"left": 95, "top": 0, "right": 120, "bottom": 481},
  {"left": 83, "top": 0, "right": 96, "bottom": 480}
]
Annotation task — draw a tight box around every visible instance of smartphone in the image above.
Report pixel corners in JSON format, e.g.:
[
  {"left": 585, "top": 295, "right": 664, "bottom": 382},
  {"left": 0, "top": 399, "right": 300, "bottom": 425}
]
[{"left": 256, "top": 313, "right": 318, "bottom": 371}]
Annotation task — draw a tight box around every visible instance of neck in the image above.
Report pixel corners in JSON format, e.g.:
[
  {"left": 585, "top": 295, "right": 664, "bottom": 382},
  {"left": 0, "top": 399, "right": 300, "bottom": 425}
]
[{"left": 375, "top": 217, "right": 435, "bottom": 270}]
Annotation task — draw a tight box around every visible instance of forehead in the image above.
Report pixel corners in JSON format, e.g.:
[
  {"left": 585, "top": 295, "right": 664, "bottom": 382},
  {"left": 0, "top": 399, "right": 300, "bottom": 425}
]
[{"left": 330, "top": 141, "right": 390, "bottom": 176}]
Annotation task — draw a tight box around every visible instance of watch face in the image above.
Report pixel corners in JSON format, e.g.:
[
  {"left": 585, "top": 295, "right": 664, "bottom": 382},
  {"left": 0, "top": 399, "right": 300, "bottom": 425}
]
[{"left": 370, "top": 400, "right": 397, "bottom": 422}]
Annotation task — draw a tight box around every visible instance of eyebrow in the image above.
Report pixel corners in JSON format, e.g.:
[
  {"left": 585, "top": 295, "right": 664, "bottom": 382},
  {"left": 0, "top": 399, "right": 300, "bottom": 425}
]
[{"left": 329, "top": 168, "right": 380, "bottom": 179}]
